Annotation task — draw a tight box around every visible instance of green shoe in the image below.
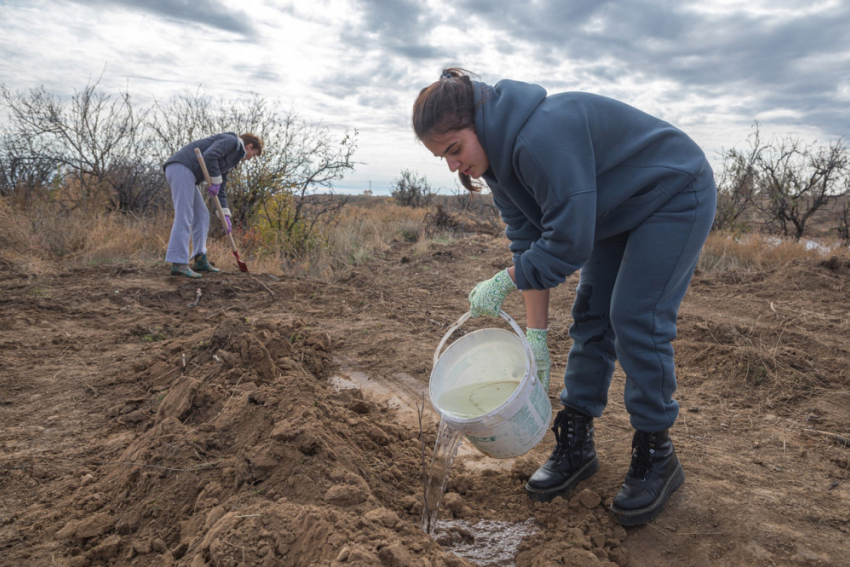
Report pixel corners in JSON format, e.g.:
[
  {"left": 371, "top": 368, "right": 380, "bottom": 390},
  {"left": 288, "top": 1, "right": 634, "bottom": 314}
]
[
  {"left": 171, "top": 263, "right": 202, "bottom": 279},
  {"left": 191, "top": 253, "right": 220, "bottom": 273}
]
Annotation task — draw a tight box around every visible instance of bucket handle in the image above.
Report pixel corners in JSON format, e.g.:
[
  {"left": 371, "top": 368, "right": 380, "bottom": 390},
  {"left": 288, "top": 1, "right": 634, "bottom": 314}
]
[{"left": 432, "top": 310, "right": 537, "bottom": 385}]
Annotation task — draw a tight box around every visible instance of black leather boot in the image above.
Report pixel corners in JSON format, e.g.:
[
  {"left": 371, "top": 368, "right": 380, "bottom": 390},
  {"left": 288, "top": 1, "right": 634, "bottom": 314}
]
[
  {"left": 525, "top": 409, "right": 600, "bottom": 502},
  {"left": 610, "top": 429, "right": 685, "bottom": 526}
]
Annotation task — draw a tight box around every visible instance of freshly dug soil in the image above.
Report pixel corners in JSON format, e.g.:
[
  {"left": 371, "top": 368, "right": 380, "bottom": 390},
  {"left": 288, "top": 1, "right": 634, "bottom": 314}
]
[{"left": 1, "top": 235, "right": 849, "bottom": 566}]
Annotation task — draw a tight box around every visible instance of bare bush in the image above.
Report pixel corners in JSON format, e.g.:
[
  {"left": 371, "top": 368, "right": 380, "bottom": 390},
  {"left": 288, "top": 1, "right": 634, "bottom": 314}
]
[
  {"left": 447, "top": 189, "right": 503, "bottom": 235},
  {"left": 0, "top": 132, "right": 56, "bottom": 207},
  {"left": 148, "top": 90, "right": 358, "bottom": 247},
  {"left": 147, "top": 88, "right": 214, "bottom": 159},
  {"left": 754, "top": 135, "right": 849, "bottom": 240},
  {"left": 1, "top": 80, "right": 359, "bottom": 259},
  {"left": 107, "top": 158, "right": 170, "bottom": 213},
  {"left": 424, "top": 189, "right": 503, "bottom": 236},
  {"left": 245, "top": 123, "right": 356, "bottom": 250},
  {"left": 0, "top": 78, "right": 154, "bottom": 212},
  {"left": 391, "top": 169, "right": 434, "bottom": 208},
  {"left": 713, "top": 123, "right": 765, "bottom": 232}
]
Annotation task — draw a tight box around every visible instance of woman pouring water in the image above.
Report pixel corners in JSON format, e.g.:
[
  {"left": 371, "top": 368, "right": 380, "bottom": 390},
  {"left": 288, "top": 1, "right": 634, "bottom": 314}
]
[{"left": 413, "top": 68, "right": 716, "bottom": 526}]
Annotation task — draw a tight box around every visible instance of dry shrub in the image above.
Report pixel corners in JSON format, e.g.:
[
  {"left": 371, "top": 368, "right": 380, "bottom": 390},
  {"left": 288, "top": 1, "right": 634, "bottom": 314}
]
[
  {"left": 423, "top": 193, "right": 504, "bottom": 237},
  {"left": 76, "top": 212, "right": 172, "bottom": 263},
  {"left": 241, "top": 202, "right": 429, "bottom": 279},
  {"left": 0, "top": 197, "right": 39, "bottom": 253},
  {"left": 683, "top": 313, "right": 837, "bottom": 409},
  {"left": 0, "top": 198, "right": 55, "bottom": 276},
  {"left": 698, "top": 231, "right": 850, "bottom": 274}
]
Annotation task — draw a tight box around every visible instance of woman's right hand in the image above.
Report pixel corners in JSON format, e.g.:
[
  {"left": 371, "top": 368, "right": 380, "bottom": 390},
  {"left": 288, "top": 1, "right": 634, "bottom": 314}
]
[{"left": 468, "top": 269, "right": 517, "bottom": 317}]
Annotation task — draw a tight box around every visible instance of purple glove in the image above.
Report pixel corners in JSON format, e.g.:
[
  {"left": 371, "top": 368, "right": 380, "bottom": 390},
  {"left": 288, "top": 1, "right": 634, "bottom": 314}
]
[
  {"left": 207, "top": 184, "right": 220, "bottom": 197},
  {"left": 221, "top": 207, "right": 233, "bottom": 234}
]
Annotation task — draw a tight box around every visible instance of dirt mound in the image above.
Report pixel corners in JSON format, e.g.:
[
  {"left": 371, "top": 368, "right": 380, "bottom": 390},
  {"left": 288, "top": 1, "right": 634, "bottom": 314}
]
[
  {"left": 52, "top": 315, "right": 482, "bottom": 567},
  {"left": 87, "top": 325, "right": 618, "bottom": 566}
]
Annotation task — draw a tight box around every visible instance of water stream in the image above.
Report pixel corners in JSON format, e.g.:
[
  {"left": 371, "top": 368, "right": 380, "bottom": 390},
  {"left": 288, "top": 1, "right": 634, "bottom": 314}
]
[
  {"left": 421, "top": 418, "right": 467, "bottom": 534},
  {"left": 330, "top": 359, "right": 535, "bottom": 565}
]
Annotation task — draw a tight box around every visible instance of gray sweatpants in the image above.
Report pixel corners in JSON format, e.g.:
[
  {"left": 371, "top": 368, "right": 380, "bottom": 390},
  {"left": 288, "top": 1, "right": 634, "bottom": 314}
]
[{"left": 165, "top": 163, "right": 209, "bottom": 264}]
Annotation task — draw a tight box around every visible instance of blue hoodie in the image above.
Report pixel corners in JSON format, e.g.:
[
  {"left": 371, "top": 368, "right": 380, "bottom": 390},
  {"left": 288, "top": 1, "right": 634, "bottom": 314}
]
[{"left": 473, "top": 80, "right": 711, "bottom": 291}]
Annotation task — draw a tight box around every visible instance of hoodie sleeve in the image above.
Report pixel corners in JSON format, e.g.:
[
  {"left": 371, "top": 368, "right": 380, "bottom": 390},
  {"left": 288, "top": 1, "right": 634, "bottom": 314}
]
[
  {"left": 510, "top": 134, "right": 597, "bottom": 290},
  {"left": 202, "top": 135, "right": 240, "bottom": 185},
  {"left": 217, "top": 173, "right": 229, "bottom": 209},
  {"left": 489, "top": 183, "right": 541, "bottom": 258}
]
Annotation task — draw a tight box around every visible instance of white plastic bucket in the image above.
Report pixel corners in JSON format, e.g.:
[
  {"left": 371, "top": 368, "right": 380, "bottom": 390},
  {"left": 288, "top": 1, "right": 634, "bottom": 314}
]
[{"left": 429, "top": 311, "right": 552, "bottom": 459}]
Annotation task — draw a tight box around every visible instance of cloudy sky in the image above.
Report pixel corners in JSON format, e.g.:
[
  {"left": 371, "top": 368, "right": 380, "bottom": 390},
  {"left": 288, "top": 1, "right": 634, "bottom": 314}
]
[{"left": 1, "top": 0, "right": 849, "bottom": 195}]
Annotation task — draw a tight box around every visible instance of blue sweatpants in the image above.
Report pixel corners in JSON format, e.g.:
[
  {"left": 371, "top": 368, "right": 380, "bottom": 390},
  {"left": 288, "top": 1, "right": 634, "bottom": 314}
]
[
  {"left": 165, "top": 163, "right": 209, "bottom": 264},
  {"left": 560, "top": 174, "right": 717, "bottom": 432}
]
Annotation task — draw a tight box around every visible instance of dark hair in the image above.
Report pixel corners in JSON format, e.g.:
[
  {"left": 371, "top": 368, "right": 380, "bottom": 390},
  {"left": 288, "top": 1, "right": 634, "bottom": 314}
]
[
  {"left": 412, "top": 67, "right": 481, "bottom": 192},
  {"left": 240, "top": 133, "right": 264, "bottom": 156}
]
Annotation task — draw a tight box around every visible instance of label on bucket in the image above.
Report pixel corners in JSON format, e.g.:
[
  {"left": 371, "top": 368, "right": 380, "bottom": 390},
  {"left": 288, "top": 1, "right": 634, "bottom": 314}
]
[
  {"left": 507, "top": 405, "right": 540, "bottom": 438},
  {"left": 528, "top": 379, "right": 550, "bottom": 422},
  {"left": 437, "top": 380, "right": 521, "bottom": 419}
]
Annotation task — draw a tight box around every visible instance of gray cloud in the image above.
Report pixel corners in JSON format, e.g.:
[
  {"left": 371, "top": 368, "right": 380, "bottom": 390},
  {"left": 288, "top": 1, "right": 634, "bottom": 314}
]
[
  {"left": 455, "top": 0, "right": 850, "bottom": 138},
  {"left": 338, "top": 0, "right": 448, "bottom": 60},
  {"left": 307, "top": 0, "right": 457, "bottom": 110},
  {"left": 247, "top": 65, "right": 283, "bottom": 84},
  {"left": 67, "top": 0, "right": 257, "bottom": 37}
]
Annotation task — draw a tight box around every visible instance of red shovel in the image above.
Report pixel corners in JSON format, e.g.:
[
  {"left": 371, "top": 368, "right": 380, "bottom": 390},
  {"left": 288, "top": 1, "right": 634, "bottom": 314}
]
[{"left": 195, "top": 148, "right": 249, "bottom": 272}]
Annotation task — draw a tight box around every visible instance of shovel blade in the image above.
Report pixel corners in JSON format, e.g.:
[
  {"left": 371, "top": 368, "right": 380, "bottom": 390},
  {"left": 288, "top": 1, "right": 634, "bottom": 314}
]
[{"left": 233, "top": 250, "right": 249, "bottom": 272}]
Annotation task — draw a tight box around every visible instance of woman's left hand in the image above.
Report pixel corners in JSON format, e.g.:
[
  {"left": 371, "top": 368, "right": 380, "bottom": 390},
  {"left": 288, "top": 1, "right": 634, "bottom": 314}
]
[
  {"left": 526, "top": 328, "right": 551, "bottom": 391},
  {"left": 221, "top": 207, "right": 233, "bottom": 234}
]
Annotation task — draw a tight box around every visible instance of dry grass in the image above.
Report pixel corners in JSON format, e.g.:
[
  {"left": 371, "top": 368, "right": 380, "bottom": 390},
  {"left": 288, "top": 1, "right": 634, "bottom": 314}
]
[
  {"left": 698, "top": 231, "right": 850, "bottom": 274},
  {"left": 0, "top": 199, "right": 440, "bottom": 278},
  {"left": 242, "top": 202, "right": 432, "bottom": 278},
  {"left": 5, "top": 197, "right": 848, "bottom": 280},
  {"left": 0, "top": 199, "right": 173, "bottom": 269}
]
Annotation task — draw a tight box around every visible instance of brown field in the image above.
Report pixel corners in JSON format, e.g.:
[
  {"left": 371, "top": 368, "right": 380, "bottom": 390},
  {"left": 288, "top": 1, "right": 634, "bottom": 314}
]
[{"left": 1, "top": 200, "right": 850, "bottom": 567}]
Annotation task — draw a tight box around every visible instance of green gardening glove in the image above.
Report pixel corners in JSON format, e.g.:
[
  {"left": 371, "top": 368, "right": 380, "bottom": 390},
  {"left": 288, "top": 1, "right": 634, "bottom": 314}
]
[
  {"left": 468, "top": 269, "right": 517, "bottom": 318},
  {"left": 526, "top": 328, "right": 551, "bottom": 392}
]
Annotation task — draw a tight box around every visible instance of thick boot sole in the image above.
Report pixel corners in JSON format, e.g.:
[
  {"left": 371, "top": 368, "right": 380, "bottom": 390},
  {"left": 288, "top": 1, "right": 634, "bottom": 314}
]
[
  {"left": 610, "top": 462, "right": 685, "bottom": 526},
  {"left": 524, "top": 456, "right": 600, "bottom": 503}
]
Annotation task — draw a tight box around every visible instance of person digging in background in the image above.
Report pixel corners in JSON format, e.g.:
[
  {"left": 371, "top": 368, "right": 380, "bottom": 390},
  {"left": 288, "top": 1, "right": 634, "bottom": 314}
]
[
  {"left": 413, "top": 68, "right": 716, "bottom": 526},
  {"left": 163, "top": 132, "right": 263, "bottom": 278}
]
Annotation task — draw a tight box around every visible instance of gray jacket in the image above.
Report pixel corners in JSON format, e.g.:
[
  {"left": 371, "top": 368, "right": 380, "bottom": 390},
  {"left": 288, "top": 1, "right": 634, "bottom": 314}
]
[{"left": 163, "top": 132, "right": 246, "bottom": 208}]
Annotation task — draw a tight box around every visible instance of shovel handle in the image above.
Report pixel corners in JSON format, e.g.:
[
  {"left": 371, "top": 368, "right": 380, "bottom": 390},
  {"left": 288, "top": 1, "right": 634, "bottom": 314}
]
[{"left": 194, "top": 148, "right": 238, "bottom": 253}]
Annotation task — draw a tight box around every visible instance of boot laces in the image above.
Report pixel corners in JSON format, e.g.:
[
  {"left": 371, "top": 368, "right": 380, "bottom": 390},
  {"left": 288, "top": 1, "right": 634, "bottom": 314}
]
[
  {"left": 551, "top": 411, "right": 587, "bottom": 466},
  {"left": 629, "top": 433, "right": 655, "bottom": 481},
  {"left": 549, "top": 411, "right": 567, "bottom": 455}
]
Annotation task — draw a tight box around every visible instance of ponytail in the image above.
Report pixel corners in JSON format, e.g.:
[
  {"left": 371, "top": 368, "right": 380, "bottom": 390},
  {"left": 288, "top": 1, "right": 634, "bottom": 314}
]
[{"left": 413, "top": 67, "right": 482, "bottom": 192}]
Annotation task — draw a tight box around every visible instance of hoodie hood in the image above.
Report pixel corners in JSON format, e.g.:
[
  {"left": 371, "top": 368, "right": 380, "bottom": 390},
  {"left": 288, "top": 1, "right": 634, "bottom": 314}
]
[{"left": 473, "top": 80, "right": 547, "bottom": 184}]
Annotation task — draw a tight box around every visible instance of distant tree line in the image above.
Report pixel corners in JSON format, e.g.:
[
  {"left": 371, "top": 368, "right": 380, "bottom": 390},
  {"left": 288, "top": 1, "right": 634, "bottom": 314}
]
[
  {"left": 0, "top": 79, "right": 358, "bottom": 251},
  {"left": 2, "top": 79, "right": 847, "bottom": 245}
]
